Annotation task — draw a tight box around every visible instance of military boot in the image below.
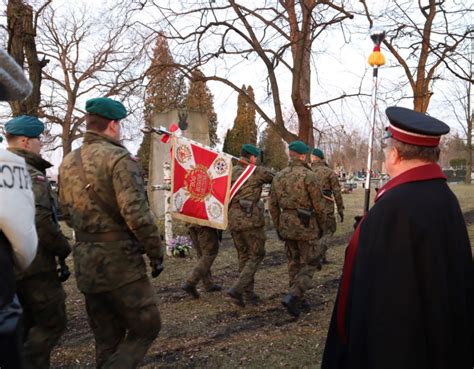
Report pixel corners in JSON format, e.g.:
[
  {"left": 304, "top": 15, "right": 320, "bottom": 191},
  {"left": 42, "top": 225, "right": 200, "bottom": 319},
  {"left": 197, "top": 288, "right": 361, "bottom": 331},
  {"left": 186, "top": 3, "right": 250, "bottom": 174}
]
[
  {"left": 244, "top": 292, "right": 261, "bottom": 306},
  {"left": 299, "top": 298, "right": 311, "bottom": 313},
  {"left": 227, "top": 288, "right": 245, "bottom": 307},
  {"left": 181, "top": 282, "right": 200, "bottom": 299},
  {"left": 282, "top": 293, "right": 300, "bottom": 317},
  {"left": 205, "top": 284, "right": 223, "bottom": 292}
]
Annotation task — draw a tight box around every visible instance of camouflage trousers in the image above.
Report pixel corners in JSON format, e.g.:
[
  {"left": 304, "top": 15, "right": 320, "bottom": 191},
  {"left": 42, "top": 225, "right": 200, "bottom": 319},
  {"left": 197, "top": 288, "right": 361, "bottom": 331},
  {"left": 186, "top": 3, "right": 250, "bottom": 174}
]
[
  {"left": 84, "top": 277, "right": 161, "bottom": 369},
  {"left": 324, "top": 210, "right": 337, "bottom": 235},
  {"left": 230, "top": 227, "right": 266, "bottom": 296},
  {"left": 319, "top": 231, "right": 335, "bottom": 261},
  {"left": 284, "top": 239, "right": 324, "bottom": 298},
  {"left": 186, "top": 227, "right": 219, "bottom": 289},
  {"left": 16, "top": 272, "right": 67, "bottom": 369},
  {"left": 320, "top": 206, "right": 337, "bottom": 260}
]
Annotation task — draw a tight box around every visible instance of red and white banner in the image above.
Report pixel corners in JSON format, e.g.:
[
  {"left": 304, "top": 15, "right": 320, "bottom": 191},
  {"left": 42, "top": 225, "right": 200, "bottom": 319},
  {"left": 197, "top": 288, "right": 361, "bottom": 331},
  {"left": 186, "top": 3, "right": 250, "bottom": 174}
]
[{"left": 171, "top": 136, "right": 233, "bottom": 230}]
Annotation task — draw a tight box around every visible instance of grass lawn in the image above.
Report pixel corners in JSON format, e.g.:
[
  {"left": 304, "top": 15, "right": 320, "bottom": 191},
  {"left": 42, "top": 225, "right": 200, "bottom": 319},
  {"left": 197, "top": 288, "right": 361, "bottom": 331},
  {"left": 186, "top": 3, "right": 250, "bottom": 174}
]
[{"left": 52, "top": 185, "right": 474, "bottom": 368}]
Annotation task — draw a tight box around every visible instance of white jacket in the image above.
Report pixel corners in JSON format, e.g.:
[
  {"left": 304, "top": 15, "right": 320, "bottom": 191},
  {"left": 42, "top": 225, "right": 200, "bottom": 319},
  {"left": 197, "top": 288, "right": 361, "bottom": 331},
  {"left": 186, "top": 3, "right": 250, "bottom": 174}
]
[{"left": 0, "top": 148, "right": 37, "bottom": 270}]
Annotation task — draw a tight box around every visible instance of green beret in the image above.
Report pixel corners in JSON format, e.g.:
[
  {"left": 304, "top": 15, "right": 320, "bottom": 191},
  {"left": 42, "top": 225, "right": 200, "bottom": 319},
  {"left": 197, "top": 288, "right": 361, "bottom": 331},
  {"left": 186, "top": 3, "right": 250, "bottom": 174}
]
[
  {"left": 312, "top": 148, "right": 324, "bottom": 159},
  {"left": 85, "top": 97, "right": 127, "bottom": 120},
  {"left": 5, "top": 115, "right": 44, "bottom": 138},
  {"left": 242, "top": 143, "right": 260, "bottom": 157},
  {"left": 288, "top": 140, "right": 309, "bottom": 154}
]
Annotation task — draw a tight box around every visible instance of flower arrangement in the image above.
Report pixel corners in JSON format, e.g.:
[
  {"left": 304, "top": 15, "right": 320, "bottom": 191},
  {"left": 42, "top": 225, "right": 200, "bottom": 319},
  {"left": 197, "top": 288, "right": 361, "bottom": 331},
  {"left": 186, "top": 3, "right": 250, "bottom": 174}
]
[{"left": 169, "top": 235, "right": 193, "bottom": 257}]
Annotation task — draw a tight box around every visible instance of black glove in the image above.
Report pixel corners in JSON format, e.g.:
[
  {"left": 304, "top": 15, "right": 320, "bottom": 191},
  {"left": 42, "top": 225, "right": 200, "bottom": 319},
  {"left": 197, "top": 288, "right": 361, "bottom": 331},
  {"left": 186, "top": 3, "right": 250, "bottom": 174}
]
[
  {"left": 353, "top": 215, "right": 363, "bottom": 230},
  {"left": 338, "top": 210, "right": 344, "bottom": 223},
  {"left": 57, "top": 259, "right": 71, "bottom": 282},
  {"left": 150, "top": 259, "right": 164, "bottom": 278}
]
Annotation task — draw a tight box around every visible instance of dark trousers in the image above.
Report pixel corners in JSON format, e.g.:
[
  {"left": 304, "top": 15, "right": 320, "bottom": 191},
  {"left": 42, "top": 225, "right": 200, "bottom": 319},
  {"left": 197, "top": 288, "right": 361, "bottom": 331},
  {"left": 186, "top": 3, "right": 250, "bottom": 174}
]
[{"left": 0, "top": 326, "right": 22, "bottom": 369}]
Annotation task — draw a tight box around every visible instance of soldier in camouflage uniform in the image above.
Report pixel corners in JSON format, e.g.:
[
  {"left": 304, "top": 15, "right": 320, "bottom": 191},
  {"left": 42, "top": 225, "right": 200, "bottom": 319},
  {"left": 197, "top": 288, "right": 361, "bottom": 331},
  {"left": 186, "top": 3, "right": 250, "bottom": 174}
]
[
  {"left": 59, "top": 98, "right": 163, "bottom": 369},
  {"left": 310, "top": 148, "right": 344, "bottom": 263},
  {"left": 227, "top": 144, "right": 274, "bottom": 307},
  {"left": 5, "top": 115, "right": 71, "bottom": 369},
  {"left": 181, "top": 225, "right": 221, "bottom": 299},
  {"left": 269, "top": 141, "right": 326, "bottom": 318}
]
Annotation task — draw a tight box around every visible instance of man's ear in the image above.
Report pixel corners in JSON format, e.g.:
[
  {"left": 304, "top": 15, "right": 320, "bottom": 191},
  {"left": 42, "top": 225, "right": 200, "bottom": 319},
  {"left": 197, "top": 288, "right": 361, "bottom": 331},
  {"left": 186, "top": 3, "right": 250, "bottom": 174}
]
[
  {"left": 108, "top": 119, "right": 118, "bottom": 133},
  {"left": 389, "top": 146, "right": 401, "bottom": 164},
  {"left": 20, "top": 137, "right": 29, "bottom": 149}
]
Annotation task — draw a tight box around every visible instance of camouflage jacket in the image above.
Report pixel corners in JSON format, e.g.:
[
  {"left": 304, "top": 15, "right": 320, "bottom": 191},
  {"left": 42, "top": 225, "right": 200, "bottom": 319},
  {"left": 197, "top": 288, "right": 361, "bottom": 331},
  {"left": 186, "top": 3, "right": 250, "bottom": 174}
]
[
  {"left": 228, "top": 160, "right": 274, "bottom": 232},
  {"left": 269, "top": 159, "right": 326, "bottom": 240},
  {"left": 311, "top": 161, "right": 344, "bottom": 213},
  {"left": 59, "top": 131, "right": 163, "bottom": 293},
  {"left": 9, "top": 148, "right": 71, "bottom": 280}
]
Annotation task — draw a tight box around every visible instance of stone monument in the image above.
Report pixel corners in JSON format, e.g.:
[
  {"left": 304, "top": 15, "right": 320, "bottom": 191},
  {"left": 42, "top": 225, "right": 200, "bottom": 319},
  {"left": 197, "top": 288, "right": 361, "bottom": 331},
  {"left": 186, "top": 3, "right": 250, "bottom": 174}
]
[{"left": 148, "top": 109, "right": 210, "bottom": 217}]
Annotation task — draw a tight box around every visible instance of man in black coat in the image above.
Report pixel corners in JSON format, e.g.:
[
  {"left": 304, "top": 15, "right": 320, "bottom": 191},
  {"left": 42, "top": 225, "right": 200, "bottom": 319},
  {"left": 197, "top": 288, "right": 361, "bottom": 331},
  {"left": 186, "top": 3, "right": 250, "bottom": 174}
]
[{"left": 322, "top": 107, "right": 473, "bottom": 369}]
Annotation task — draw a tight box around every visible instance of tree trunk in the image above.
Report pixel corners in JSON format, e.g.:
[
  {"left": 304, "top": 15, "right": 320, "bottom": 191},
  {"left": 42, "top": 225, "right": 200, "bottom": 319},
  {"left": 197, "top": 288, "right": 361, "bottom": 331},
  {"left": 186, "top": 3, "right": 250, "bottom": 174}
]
[
  {"left": 288, "top": 0, "right": 315, "bottom": 146},
  {"left": 7, "top": 0, "right": 47, "bottom": 117},
  {"left": 62, "top": 134, "right": 72, "bottom": 157}
]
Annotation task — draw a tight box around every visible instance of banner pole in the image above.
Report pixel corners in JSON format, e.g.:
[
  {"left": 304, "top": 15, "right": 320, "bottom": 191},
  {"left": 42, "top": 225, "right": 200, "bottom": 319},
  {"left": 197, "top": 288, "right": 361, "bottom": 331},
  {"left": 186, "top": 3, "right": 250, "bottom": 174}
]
[
  {"left": 142, "top": 126, "right": 242, "bottom": 163},
  {"left": 364, "top": 27, "right": 386, "bottom": 214}
]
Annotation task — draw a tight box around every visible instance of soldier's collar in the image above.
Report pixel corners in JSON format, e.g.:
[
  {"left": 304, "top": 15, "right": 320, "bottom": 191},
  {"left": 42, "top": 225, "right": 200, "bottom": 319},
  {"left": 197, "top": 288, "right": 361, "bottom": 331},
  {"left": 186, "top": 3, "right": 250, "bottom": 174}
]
[
  {"left": 83, "top": 131, "right": 125, "bottom": 148},
  {"left": 7, "top": 147, "right": 52, "bottom": 171},
  {"left": 289, "top": 158, "right": 307, "bottom": 166}
]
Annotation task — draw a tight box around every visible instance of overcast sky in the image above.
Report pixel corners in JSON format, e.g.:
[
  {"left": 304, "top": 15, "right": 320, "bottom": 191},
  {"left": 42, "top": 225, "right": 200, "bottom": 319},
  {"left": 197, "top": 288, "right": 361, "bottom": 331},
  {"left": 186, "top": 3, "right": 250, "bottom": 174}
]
[{"left": 1, "top": 0, "right": 472, "bottom": 174}]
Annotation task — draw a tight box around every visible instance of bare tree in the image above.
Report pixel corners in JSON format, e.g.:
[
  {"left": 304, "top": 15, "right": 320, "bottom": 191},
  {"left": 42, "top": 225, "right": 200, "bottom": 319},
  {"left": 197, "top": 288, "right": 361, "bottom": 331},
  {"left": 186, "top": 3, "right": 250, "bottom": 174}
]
[
  {"left": 37, "top": 3, "right": 151, "bottom": 156},
  {"left": 138, "top": 0, "right": 355, "bottom": 146},
  {"left": 442, "top": 35, "right": 473, "bottom": 184},
  {"left": 6, "top": 0, "right": 51, "bottom": 116},
  {"left": 360, "top": 0, "right": 473, "bottom": 112}
]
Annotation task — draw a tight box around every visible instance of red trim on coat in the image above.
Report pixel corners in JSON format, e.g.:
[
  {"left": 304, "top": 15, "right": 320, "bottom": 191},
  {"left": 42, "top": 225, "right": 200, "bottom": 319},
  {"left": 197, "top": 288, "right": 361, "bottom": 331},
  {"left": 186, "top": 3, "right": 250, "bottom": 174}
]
[
  {"left": 337, "top": 218, "right": 365, "bottom": 343},
  {"left": 336, "top": 163, "right": 446, "bottom": 342},
  {"left": 375, "top": 164, "right": 446, "bottom": 202}
]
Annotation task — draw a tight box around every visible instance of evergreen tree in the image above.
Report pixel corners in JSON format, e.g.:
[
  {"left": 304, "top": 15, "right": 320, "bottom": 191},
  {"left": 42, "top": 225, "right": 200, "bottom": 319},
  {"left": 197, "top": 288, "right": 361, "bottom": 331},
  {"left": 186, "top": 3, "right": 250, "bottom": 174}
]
[
  {"left": 137, "top": 33, "right": 186, "bottom": 175},
  {"left": 222, "top": 85, "right": 257, "bottom": 156},
  {"left": 260, "top": 124, "right": 288, "bottom": 170},
  {"left": 244, "top": 86, "right": 257, "bottom": 145},
  {"left": 185, "top": 69, "right": 219, "bottom": 147},
  {"left": 137, "top": 133, "right": 151, "bottom": 175},
  {"left": 222, "top": 129, "right": 233, "bottom": 155}
]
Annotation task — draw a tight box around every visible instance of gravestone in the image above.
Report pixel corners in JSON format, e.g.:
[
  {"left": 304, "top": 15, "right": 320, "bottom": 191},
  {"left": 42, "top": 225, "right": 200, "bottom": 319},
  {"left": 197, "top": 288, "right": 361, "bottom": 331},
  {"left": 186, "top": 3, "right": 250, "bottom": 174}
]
[{"left": 148, "top": 109, "right": 210, "bottom": 216}]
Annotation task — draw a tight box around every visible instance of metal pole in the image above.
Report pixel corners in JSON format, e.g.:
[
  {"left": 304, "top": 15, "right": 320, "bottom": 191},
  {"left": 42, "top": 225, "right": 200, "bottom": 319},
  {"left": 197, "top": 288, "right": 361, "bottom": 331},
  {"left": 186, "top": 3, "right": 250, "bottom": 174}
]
[
  {"left": 364, "top": 27, "right": 386, "bottom": 214},
  {"left": 364, "top": 67, "right": 379, "bottom": 213},
  {"left": 142, "top": 125, "right": 244, "bottom": 163}
]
